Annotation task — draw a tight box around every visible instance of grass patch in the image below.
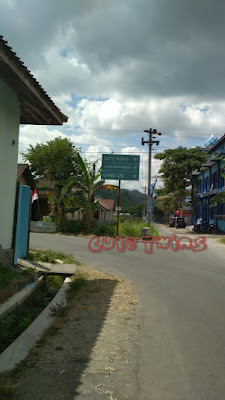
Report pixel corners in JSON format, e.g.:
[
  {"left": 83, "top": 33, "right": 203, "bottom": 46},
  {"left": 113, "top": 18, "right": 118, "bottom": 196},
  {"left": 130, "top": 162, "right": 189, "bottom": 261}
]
[
  {"left": 56, "top": 216, "right": 160, "bottom": 238},
  {"left": 0, "top": 383, "right": 14, "bottom": 400},
  {"left": 67, "top": 272, "right": 87, "bottom": 299},
  {"left": 119, "top": 220, "right": 146, "bottom": 237},
  {"left": 219, "top": 238, "right": 225, "bottom": 245},
  {"left": 0, "top": 264, "right": 34, "bottom": 292},
  {"left": 12, "top": 360, "right": 28, "bottom": 377},
  {"left": 150, "top": 224, "right": 160, "bottom": 237},
  {"left": 118, "top": 221, "right": 159, "bottom": 237},
  {"left": 0, "top": 276, "right": 64, "bottom": 354},
  {"left": 83, "top": 222, "right": 115, "bottom": 237},
  {"left": 45, "top": 275, "right": 65, "bottom": 290},
  {"left": 28, "top": 249, "right": 78, "bottom": 264}
]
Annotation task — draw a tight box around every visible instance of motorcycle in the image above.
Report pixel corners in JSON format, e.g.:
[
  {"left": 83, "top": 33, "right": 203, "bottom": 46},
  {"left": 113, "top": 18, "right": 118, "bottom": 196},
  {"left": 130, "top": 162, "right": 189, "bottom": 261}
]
[{"left": 193, "top": 221, "right": 214, "bottom": 234}]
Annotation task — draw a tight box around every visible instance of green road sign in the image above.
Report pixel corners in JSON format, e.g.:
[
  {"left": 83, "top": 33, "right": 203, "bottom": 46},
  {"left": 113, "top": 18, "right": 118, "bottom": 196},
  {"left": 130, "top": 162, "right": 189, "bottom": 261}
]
[{"left": 101, "top": 154, "right": 140, "bottom": 181}]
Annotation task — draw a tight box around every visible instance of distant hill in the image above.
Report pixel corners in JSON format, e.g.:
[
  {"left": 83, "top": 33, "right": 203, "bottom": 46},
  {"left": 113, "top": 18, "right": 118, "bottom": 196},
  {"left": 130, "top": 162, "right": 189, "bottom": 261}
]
[{"left": 96, "top": 188, "right": 146, "bottom": 215}]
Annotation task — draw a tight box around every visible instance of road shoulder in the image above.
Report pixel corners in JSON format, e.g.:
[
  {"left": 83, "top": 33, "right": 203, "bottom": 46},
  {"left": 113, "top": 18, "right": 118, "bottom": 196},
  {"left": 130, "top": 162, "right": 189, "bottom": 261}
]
[{"left": 3, "top": 264, "right": 140, "bottom": 400}]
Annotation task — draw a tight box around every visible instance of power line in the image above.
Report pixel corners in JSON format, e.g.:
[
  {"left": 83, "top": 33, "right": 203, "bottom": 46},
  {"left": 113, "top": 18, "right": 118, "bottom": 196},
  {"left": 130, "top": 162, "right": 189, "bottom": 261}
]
[
  {"left": 73, "top": 126, "right": 217, "bottom": 138},
  {"left": 19, "top": 150, "right": 170, "bottom": 155}
]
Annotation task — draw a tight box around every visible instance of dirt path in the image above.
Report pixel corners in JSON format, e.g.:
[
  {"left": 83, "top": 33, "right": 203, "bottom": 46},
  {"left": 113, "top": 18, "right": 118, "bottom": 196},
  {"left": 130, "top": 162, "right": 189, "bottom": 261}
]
[{"left": 8, "top": 264, "right": 141, "bottom": 400}]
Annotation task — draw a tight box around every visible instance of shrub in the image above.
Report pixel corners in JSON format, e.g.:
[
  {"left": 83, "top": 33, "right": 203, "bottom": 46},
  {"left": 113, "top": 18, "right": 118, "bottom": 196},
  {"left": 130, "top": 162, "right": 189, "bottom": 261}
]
[
  {"left": 56, "top": 219, "right": 84, "bottom": 235},
  {"left": 0, "top": 264, "right": 34, "bottom": 291},
  {"left": 42, "top": 215, "right": 52, "bottom": 222},
  {"left": 83, "top": 223, "right": 115, "bottom": 236}
]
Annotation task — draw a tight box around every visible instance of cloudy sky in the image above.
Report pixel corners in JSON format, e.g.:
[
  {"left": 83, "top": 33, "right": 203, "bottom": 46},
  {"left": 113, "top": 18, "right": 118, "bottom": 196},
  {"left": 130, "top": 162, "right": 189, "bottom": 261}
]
[{"left": 2, "top": 0, "right": 225, "bottom": 191}]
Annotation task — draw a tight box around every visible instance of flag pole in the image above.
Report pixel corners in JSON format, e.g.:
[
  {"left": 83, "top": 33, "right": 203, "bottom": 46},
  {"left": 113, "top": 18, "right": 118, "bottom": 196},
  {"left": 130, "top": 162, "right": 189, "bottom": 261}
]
[
  {"left": 38, "top": 197, "right": 42, "bottom": 221},
  {"left": 32, "top": 188, "right": 42, "bottom": 221}
]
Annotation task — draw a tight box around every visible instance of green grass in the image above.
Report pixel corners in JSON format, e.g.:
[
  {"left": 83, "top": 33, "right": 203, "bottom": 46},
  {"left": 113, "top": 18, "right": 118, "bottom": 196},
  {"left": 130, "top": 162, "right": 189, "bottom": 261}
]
[
  {"left": 28, "top": 249, "right": 79, "bottom": 264},
  {"left": 118, "top": 220, "right": 159, "bottom": 237},
  {"left": 0, "top": 264, "right": 34, "bottom": 291},
  {"left": 84, "top": 219, "right": 159, "bottom": 238},
  {"left": 0, "top": 276, "right": 63, "bottom": 354},
  {"left": 67, "top": 272, "right": 87, "bottom": 299},
  {"left": 150, "top": 224, "right": 160, "bottom": 237},
  {"left": 57, "top": 216, "right": 160, "bottom": 238},
  {"left": 45, "top": 275, "right": 64, "bottom": 290},
  {"left": 83, "top": 223, "right": 115, "bottom": 236},
  {"left": 219, "top": 238, "right": 225, "bottom": 245},
  {"left": 0, "top": 384, "right": 14, "bottom": 400}
]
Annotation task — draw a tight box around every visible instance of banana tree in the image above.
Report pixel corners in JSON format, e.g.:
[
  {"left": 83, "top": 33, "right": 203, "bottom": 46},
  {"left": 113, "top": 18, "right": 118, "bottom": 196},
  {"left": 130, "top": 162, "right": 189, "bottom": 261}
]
[{"left": 71, "top": 153, "right": 105, "bottom": 228}]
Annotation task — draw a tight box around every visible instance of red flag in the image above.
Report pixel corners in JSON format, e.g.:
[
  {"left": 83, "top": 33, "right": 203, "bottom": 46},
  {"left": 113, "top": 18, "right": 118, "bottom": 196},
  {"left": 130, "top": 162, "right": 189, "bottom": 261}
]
[{"left": 32, "top": 189, "right": 38, "bottom": 203}]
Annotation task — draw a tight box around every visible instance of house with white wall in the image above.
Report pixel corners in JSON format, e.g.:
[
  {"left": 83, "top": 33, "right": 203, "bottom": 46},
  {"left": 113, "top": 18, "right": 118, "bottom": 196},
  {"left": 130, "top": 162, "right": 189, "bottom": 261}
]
[
  {"left": 0, "top": 36, "right": 68, "bottom": 265},
  {"left": 72, "top": 199, "right": 115, "bottom": 223}
]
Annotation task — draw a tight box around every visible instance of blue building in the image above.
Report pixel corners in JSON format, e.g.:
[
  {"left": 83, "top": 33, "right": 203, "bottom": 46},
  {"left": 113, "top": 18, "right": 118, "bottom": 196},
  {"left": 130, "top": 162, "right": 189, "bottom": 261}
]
[{"left": 192, "top": 133, "right": 225, "bottom": 232}]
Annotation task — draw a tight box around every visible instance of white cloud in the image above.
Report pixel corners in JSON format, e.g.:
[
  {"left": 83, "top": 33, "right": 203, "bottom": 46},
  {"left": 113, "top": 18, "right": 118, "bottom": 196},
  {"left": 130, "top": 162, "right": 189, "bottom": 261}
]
[{"left": 4, "top": 0, "right": 225, "bottom": 192}]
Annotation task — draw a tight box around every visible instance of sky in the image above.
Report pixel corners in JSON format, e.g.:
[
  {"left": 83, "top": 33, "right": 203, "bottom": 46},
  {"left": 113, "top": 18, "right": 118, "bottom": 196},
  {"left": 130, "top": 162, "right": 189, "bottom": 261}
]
[{"left": 1, "top": 0, "right": 225, "bottom": 191}]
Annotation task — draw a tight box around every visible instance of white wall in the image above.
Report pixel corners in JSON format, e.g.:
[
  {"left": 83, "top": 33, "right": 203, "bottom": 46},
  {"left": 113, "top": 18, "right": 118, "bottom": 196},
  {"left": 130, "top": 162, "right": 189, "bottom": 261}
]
[{"left": 0, "top": 79, "right": 20, "bottom": 249}]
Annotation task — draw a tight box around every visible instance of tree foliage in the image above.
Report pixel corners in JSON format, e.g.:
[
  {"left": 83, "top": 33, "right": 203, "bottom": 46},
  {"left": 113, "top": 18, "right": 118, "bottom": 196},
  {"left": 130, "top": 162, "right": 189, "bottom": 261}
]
[
  {"left": 23, "top": 137, "right": 80, "bottom": 182},
  {"left": 154, "top": 147, "right": 207, "bottom": 218},
  {"left": 23, "top": 137, "right": 80, "bottom": 229}
]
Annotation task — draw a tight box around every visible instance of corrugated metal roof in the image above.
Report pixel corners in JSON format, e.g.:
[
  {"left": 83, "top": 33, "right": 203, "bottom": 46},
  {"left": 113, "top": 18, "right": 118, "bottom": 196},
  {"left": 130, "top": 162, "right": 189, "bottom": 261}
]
[
  {"left": 35, "top": 178, "right": 55, "bottom": 190},
  {"left": 17, "top": 163, "right": 36, "bottom": 189},
  {"left": 17, "top": 163, "right": 28, "bottom": 178},
  {"left": 206, "top": 133, "right": 225, "bottom": 154},
  {"left": 0, "top": 36, "right": 68, "bottom": 125}
]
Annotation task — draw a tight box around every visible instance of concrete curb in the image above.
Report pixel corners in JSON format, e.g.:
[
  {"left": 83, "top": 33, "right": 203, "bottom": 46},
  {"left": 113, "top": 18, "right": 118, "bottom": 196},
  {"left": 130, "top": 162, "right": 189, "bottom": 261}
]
[
  {"left": 0, "top": 276, "right": 43, "bottom": 319},
  {"left": 18, "top": 258, "right": 76, "bottom": 276},
  {"left": 0, "top": 277, "right": 72, "bottom": 372}
]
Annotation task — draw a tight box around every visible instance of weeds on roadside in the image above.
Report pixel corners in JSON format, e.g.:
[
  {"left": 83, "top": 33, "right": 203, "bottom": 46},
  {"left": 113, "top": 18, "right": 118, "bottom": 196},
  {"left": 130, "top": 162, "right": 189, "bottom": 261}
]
[
  {"left": 219, "top": 238, "right": 225, "bottom": 245},
  {"left": 0, "top": 264, "right": 34, "bottom": 291},
  {"left": 67, "top": 272, "right": 87, "bottom": 299},
  {"left": 57, "top": 217, "right": 160, "bottom": 238},
  {"left": 49, "top": 301, "right": 66, "bottom": 317},
  {"left": 0, "top": 383, "right": 14, "bottom": 400},
  {"left": 0, "top": 278, "right": 60, "bottom": 353},
  {"left": 45, "top": 275, "right": 64, "bottom": 290},
  {"left": 12, "top": 360, "right": 27, "bottom": 377},
  {"left": 28, "top": 249, "right": 78, "bottom": 264}
]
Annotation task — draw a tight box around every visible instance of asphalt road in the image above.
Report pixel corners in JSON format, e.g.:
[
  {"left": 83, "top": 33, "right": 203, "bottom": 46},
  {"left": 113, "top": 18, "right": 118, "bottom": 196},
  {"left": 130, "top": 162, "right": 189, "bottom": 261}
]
[{"left": 30, "top": 226, "right": 225, "bottom": 400}]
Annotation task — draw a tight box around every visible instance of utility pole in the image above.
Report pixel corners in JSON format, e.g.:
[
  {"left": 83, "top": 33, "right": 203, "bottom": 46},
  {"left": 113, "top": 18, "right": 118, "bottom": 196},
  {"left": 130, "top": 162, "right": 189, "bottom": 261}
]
[
  {"left": 142, "top": 128, "right": 161, "bottom": 226},
  {"left": 142, "top": 185, "right": 146, "bottom": 219},
  {"left": 116, "top": 180, "right": 121, "bottom": 236}
]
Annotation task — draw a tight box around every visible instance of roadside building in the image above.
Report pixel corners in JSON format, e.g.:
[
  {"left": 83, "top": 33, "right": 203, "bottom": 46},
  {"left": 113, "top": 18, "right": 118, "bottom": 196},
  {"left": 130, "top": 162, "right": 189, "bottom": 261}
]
[
  {"left": 0, "top": 36, "right": 68, "bottom": 265},
  {"left": 17, "top": 164, "right": 35, "bottom": 190},
  {"left": 193, "top": 133, "right": 225, "bottom": 232},
  {"left": 73, "top": 199, "right": 115, "bottom": 223}
]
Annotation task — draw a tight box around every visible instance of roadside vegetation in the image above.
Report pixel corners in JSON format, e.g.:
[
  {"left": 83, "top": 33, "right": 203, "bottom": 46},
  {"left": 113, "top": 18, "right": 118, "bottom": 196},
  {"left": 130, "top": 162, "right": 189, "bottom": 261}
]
[
  {"left": 28, "top": 249, "right": 79, "bottom": 264},
  {"left": 0, "top": 275, "right": 64, "bottom": 354},
  {"left": 0, "top": 264, "right": 34, "bottom": 291},
  {"left": 154, "top": 147, "right": 207, "bottom": 223},
  {"left": 219, "top": 238, "right": 225, "bottom": 245},
  {"left": 0, "top": 383, "right": 14, "bottom": 400},
  {"left": 56, "top": 217, "right": 159, "bottom": 237},
  {"left": 0, "top": 271, "right": 88, "bottom": 399},
  {"left": 0, "top": 265, "right": 35, "bottom": 305},
  {"left": 23, "top": 138, "right": 160, "bottom": 235},
  {"left": 66, "top": 271, "right": 87, "bottom": 300}
]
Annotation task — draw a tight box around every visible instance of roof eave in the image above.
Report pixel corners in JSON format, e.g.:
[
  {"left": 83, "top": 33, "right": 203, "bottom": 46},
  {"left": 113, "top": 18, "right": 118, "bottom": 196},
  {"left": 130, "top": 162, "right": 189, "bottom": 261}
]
[{"left": 0, "top": 36, "right": 68, "bottom": 126}]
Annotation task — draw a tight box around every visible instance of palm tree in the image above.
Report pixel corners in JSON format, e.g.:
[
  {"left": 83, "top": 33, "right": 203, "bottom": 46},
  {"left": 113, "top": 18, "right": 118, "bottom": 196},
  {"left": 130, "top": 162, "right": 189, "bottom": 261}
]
[{"left": 72, "top": 153, "right": 105, "bottom": 228}]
